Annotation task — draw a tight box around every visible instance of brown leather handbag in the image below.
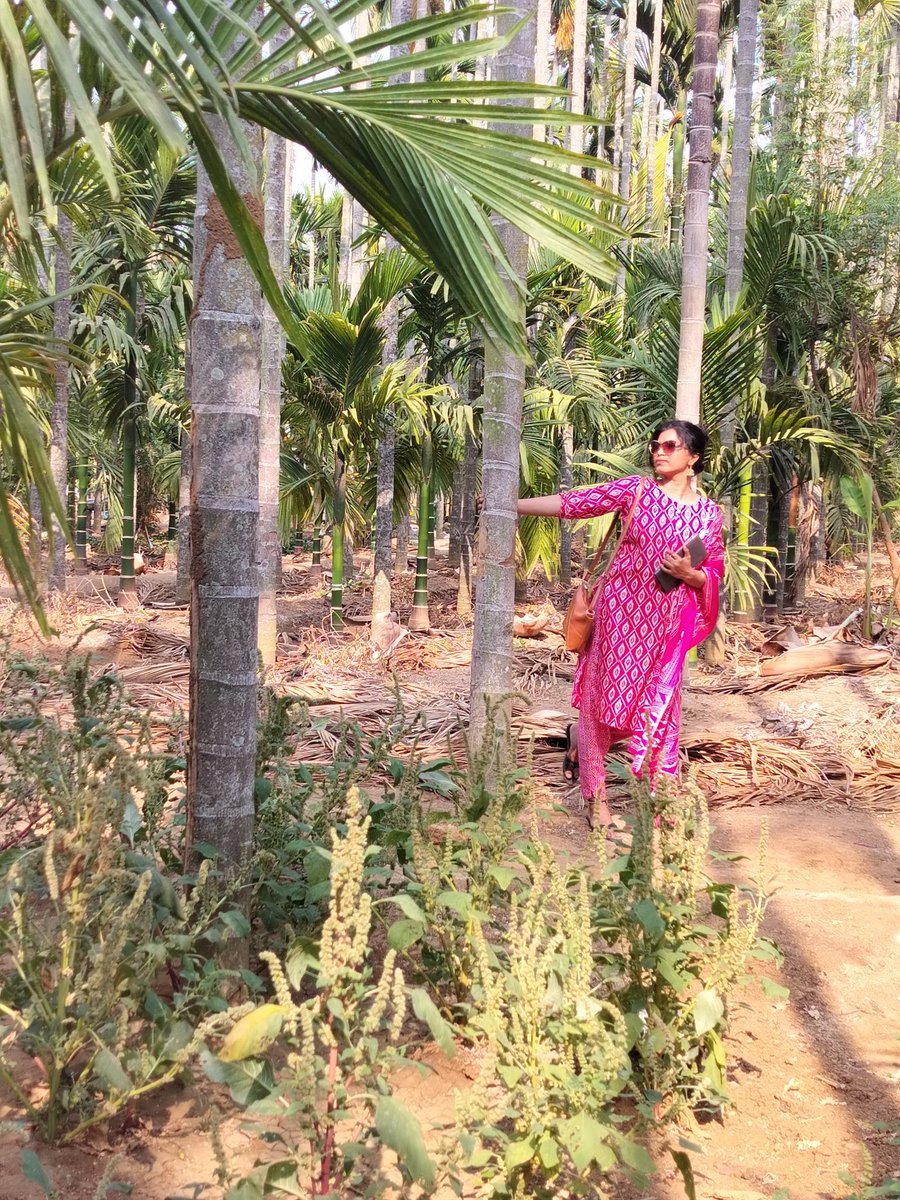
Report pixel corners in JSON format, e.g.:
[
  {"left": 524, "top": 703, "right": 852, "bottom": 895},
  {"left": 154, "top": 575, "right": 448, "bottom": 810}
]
[{"left": 562, "top": 478, "right": 646, "bottom": 654}]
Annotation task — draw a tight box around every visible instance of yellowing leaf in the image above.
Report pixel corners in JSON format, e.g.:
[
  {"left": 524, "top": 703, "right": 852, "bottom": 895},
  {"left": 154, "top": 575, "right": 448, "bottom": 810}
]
[{"left": 218, "top": 1005, "right": 287, "bottom": 1063}]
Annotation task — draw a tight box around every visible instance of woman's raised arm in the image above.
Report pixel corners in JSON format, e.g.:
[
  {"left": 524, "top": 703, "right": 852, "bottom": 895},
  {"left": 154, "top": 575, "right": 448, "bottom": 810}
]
[{"left": 516, "top": 494, "right": 563, "bottom": 517}]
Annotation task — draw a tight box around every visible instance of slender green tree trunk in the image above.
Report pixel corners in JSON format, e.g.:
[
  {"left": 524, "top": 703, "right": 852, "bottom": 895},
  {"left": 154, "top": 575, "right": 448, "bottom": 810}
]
[
  {"left": 74, "top": 459, "right": 89, "bottom": 573},
  {"left": 186, "top": 115, "right": 263, "bottom": 888},
  {"left": 310, "top": 520, "right": 323, "bottom": 584},
  {"left": 558, "top": 424, "right": 573, "bottom": 585},
  {"left": 175, "top": 417, "right": 192, "bottom": 604},
  {"left": 258, "top": 123, "right": 292, "bottom": 668},
  {"left": 410, "top": 437, "right": 433, "bottom": 631},
  {"left": 644, "top": 0, "right": 664, "bottom": 224},
  {"left": 720, "top": 30, "right": 734, "bottom": 163},
  {"left": 674, "top": 2, "right": 721, "bottom": 423},
  {"left": 470, "top": 0, "right": 534, "bottom": 744},
  {"left": 331, "top": 455, "right": 347, "bottom": 629},
  {"left": 48, "top": 217, "right": 71, "bottom": 592},
  {"left": 457, "top": 375, "right": 480, "bottom": 619},
  {"left": 669, "top": 91, "right": 687, "bottom": 243},
  {"left": 118, "top": 267, "right": 140, "bottom": 606}
]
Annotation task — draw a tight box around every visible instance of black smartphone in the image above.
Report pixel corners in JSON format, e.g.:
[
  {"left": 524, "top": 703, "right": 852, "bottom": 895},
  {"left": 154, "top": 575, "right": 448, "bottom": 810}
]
[{"left": 654, "top": 535, "right": 708, "bottom": 594}]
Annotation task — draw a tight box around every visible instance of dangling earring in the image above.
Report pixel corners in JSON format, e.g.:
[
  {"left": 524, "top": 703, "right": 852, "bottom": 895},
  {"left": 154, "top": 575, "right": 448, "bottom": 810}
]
[{"left": 686, "top": 466, "right": 694, "bottom": 478}]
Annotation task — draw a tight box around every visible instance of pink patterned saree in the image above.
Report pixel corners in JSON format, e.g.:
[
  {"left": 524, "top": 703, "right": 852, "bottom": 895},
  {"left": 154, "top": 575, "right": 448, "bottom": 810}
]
[{"left": 559, "top": 475, "right": 725, "bottom": 801}]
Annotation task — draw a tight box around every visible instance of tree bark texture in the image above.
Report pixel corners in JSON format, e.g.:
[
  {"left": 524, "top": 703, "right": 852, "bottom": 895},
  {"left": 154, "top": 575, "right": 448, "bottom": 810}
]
[
  {"left": 258, "top": 126, "right": 292, "bottom": 667},
  {"left": 568, "top": 0, "right": 588, "bottom": 151},
  {"left": 674, "top": 0, "right": 721, "bottom": 423},
  {"left": 469, "top": 0, "right": 534, "bottom": 743},
  {"left": 176, "top": 417, "right": 192, "bottom": 604},
  {"left": 644, "top": 0, "right": 665, "bottom": 223},
  {"left": 48, "top": 218, "right": 71, "bottom": 592},
  {"left": 618, "top": 0, "right": 639, "bottom": 205},
  {"left": 457, "top": 424, "right": 478, "bottom": 620},
  {"left": 119, "top": 268, "right": 139, "bottom": 606},
  {"left": 187, "top": 116, "right": 263, "bottom": 880},
  {"left": 558, "top": 424, "right": 573, "bottom": 585},
  {"left": 372, "top": 0, "right": 413, "bottom": 639}
]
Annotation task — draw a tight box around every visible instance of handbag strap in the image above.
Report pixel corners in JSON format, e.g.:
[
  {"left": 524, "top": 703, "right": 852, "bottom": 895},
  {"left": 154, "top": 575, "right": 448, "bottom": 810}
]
[{"left": 585, "top": 477, "right": 646, "bottom": 601}]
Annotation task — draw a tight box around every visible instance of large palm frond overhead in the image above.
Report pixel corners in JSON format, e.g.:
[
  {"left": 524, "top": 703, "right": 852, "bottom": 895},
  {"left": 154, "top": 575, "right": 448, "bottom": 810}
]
[{"left": 3, "top": 0, "right": 624, "bottom": 349}]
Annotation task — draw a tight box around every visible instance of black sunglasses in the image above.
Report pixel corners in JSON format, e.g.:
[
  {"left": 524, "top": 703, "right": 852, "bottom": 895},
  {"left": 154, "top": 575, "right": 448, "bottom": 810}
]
[{"left": 650, "top": 438, "right": 685, "bottom": 454}]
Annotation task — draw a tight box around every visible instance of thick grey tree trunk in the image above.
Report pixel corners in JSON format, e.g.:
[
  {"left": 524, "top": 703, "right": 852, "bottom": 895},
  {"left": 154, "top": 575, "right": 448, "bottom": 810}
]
[
  {"left": 724, "top": 0, "right": 760, "bottom": 321},
  {"left": 186, "top": 116, "right": 263, "bottom": 885},
  {"left": 469, "top": 0, "right": 534, "bottom": 744},
  {"left": 258, "top": 126, "right": 292, "bottom": 667},
  {"left": 674, "top": 0, "right": 722, "bottom": 422}
]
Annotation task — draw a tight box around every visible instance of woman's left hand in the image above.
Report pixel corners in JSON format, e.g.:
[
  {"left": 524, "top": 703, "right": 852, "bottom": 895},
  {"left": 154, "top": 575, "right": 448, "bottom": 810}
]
[{"left": 660, "top": 548, "right": 694, "bottom": 580}]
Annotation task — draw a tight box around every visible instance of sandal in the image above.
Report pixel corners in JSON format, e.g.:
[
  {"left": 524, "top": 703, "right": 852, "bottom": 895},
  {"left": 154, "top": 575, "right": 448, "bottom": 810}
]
[{"left": 562, "top": 722, "right": 579, "bottom": 784}]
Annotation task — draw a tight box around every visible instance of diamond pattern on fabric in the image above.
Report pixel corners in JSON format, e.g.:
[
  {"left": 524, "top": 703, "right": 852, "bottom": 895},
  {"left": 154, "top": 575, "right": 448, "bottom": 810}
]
[{"left": 559, "top": 476, "right": 725, "bottom": 800}]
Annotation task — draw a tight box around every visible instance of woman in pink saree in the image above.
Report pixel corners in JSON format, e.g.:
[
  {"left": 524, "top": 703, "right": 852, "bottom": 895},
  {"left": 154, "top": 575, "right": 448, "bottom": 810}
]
[{"left": 517, "top": 422, "right": 725, "bottom": 828}]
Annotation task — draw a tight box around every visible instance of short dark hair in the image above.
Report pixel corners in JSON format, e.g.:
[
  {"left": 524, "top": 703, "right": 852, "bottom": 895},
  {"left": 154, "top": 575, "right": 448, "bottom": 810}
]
[{"left": 648, "top": 420, "right": 709, "bottom": 474}]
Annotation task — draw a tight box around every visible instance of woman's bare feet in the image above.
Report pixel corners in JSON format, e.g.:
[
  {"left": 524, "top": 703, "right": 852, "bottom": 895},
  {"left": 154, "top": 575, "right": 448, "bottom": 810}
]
[
  {"left": 586, "top": 794, "right": 613, "bottom": 831},
  {"left": 563, "top": 721, "right": 580, "bottom": 784}
]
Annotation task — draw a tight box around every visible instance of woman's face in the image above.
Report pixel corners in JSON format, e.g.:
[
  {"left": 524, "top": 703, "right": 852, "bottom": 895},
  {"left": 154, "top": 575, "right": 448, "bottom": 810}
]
[{"left": 651, "top": 426, "right": 697, "bottom": 480}]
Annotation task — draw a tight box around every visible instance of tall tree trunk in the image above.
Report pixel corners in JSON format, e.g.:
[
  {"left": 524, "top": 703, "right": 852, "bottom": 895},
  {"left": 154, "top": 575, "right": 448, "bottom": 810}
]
[
  {"left": 74, "top": 460, "right": 89, "bottom": 574},
  {"left": 457, "top": 427, "right": 478, "bottom": 620},
  {"left": 175, "top": 417, "right": 192, "bottom": 604},
  {"left": 720, "top": 29, "right": 734, "bottom": 162},
  {"left": 569, "top": 0, "right": 588, "bottom": 152},
  {"left": 448, "top": 464, "right": 463, "bottom": 569},
  {"left": 409, "top": 438, "right": 433, "bottom": 631},
  {"left": 48, "top": 218, "right": 71, "bottom": 592},
  {"left": 669, "top": 92, "right": 687, "bottom": 243},
  {"left": 258, "top": 125, "right": 292, "bottom": 667},
  {"left": 723, "top": 0, "right": 760, "bottom": 325},
  {"left": 331, "top": 453, "right": 347, "bottom": 629},
  {"left": 618, "top": 0, "right": 639, "bottom": 204},
  {"left": 186, "top": 116, "right": 263, "bottom": 887},
  {"left": 470, "top": 0, "right": 534, "bottom": 744},
  {"left": 119, "top": 268, "right": 140, "bottom": 606},
  {"left": 533, "top": 0, "right": 552, "bottom": 139},
  {"left": 674, "top": 2, "right": 722, "bottom": 423},
  {"left": 558, "top": 424, "right": 573, "bottom": 585},
  {"left": 644, "top": 0, "right": 665, "bottom": 223},
  {"left": 596, "top": 13, "right": 613, "bottom": 164}
]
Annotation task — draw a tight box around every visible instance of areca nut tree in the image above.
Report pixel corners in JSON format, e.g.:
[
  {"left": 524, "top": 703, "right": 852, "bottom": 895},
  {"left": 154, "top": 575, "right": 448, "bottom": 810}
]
[
  {"left": 675, "top": 0, "right": 722, "bottom": 422},
  {"left": 186, "top": 112, "right": 263, "bottom": 883},
  {"left": 470, "top": 0, "right": 536, "bottom": 747}
]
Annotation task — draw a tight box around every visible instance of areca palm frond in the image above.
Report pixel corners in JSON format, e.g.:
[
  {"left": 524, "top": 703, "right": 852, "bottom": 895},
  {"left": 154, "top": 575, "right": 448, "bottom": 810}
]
[{"left": 3, "top": 0, "right": 624, "bottom": 348}]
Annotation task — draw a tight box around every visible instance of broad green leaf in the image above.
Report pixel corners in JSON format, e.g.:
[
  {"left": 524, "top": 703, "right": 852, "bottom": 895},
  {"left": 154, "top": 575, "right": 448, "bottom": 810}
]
[
  {"left": 201, "top": 1049, "right": 277, "bottom": 1106},
  {"left": 380, "top": 893, "right": 428, "bottom": 924},
  {"left": 374, "top": 1096, "right": 436, "bottom": 1188},
  {"left": 538, "top": 1134, "right": 560, "bottom": 1171},
  {"left": 760, "top": 975, "right": 790, "bottom": 1001},
  {"left": 631, "top": 898, "right": 665, "bottom": 939},
  {"left": 262, "top": 1159, "right": 305, "bottom": 1197},
  {"left": 303, "top": 847, "right": 331, "bottom": 886},
  {"left": 119, "top": 796, "right": 144, "bottom": 848},
  {"left": 94, "top": 1046, "right": 132, "bottom": 1093},
  {"left": 285, "top": 938, "right": 319, "bottom": 989},
  {"left": 670, "top": 1149, "right": 697, "bottom": 1200},
  {"left": 504, "top": 1138, "right": 535, "bottom": 1170},
  {"left": 692, "top": 989, "right": 725, "bottom": 1036},
  {"left": 22, "top": 1149, "right": 53, "bottom": 1195},
  {"left": 410, "top": 988, "right": 456, "bottom": 1058},
  {"left": 221, "top": 909, "right": 252, "bottom": 938},
  {"left": 218, "top": 1004, "right": 287, "bottom": 1062},
  {"left": 557, "top": 1111, "right": 615, "bottom": 1174},
  {"left": 387, "top": 918, "right": 426, "bottom": 952},
  {"left": 436, "top": 890, "right": 472, "bottom": 917},
  {"left": 487, "top": 865, "right": 516, "bottom": 890},
  {"left": 610, "top": 1130, "right": 655, "bottom": 1176}
]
